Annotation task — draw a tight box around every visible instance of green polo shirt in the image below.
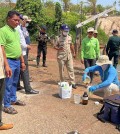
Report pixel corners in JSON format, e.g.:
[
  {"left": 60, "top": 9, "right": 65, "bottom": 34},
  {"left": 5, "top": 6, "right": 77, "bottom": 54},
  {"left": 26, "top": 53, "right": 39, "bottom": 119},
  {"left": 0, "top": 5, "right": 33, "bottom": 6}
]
[
  {"left": 0, "top": 25, "right": 21, "bottom": 58},
  {"left": 81, "top": 36, "right": 100, "bottom": 59}
]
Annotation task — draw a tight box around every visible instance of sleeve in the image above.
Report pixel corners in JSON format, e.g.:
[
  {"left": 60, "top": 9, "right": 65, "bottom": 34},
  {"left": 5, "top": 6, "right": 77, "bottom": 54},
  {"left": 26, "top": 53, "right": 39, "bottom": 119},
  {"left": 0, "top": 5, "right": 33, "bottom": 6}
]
[
  {"left": 0, "top": 30, "right": 6, "bottom": 46},
  {"left": 106, "top": 38, "right": 110, "bottom": 55},
  {"left": 81, "top": 39, "right": 85, "bottom": 59},
  {"left": 54, "top": 36, "right": 59, "bottom": 48},
  {"left": 94, "top": 68, "right": 117, "bottom": 90},
  {"left": 84, "top": 65, "right": 100, "bottom": 74},
  {"left": 95, "top": 39, "right": 100, "bottom": 58}
]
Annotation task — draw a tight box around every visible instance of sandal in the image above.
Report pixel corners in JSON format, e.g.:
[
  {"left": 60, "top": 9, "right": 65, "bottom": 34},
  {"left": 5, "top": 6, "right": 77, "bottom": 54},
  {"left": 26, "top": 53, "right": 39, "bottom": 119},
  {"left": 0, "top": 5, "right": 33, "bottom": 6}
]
[
  {"left": 11, "top": 100, "right": 26, "bottom": 106},
  {"left": 3, "top": 107, "right": 18, "bottom": 114}
]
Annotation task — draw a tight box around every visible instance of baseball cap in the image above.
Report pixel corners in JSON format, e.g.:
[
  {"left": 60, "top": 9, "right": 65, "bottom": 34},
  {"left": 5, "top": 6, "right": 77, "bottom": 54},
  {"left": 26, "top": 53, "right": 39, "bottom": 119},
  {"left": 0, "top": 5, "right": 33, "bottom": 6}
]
[{"left": 94, "top": 30, "right": 98, "bottom": 34}]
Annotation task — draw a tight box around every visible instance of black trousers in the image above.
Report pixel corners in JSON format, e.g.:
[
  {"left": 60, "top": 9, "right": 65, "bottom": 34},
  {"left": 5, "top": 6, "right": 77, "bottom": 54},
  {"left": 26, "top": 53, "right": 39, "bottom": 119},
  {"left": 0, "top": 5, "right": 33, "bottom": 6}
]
[
  {"left": 18, "top": 55, "right": 32, "bottom": 92},
  {"left": 0, "top": 78, "right": 5, "bottom": 125},
  {"left": 108, "top": 53, "right": 119, "bottom": 68},
  {"left": 36, "top": 44, "right": 47, "bottom": 65},
  {"left": 84, "top": 58, "right": 96, "bottom": 83}
]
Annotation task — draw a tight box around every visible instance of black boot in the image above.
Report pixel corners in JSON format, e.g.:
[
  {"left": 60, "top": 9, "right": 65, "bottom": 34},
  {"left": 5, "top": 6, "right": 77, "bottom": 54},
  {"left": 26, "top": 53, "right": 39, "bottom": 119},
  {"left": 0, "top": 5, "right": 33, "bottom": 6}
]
[{"left": 36, "top": 57, "right": 40, "bottom": 68}]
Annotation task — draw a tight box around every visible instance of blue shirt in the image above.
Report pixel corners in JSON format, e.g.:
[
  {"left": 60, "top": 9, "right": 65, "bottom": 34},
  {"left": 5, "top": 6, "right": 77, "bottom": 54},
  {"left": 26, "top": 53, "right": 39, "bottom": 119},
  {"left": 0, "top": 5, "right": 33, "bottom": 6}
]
[{"left": 84, "top": 65, "right": 119, "bottom": 90}]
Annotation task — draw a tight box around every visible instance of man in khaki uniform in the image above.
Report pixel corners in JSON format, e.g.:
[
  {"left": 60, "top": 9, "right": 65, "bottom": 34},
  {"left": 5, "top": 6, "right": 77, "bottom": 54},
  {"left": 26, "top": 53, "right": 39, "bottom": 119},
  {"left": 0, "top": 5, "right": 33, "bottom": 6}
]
[{"left": 54, "top": 24, "right": 76, "bottom": 89}]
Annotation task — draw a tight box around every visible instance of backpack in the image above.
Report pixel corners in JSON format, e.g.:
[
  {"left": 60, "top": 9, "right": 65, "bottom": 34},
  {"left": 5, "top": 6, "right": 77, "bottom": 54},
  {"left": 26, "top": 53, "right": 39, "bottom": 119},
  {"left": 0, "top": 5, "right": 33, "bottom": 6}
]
[{"left": 97, "top": 94, "right": 120, "bottom": 131}]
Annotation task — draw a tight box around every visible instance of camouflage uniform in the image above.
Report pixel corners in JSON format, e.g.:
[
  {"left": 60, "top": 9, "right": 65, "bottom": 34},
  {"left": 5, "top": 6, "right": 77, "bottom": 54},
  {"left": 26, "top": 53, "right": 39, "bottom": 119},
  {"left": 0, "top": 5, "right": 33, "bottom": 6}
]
[{"left": 36, "top": 31, "right": 49, "bottom": 67}]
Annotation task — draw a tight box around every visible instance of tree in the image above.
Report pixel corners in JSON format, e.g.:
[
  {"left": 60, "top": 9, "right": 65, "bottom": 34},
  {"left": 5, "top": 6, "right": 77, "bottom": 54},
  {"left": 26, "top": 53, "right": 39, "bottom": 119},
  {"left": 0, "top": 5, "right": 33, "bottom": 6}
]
[
  {"left": 54, "top": 2, "right": 62, "bottom": 35},
  {"left": 15, "top": 0, "right": 44, "bottom": 39},
  {"left": 62, "top": 0, "right": 70, "bottom": 12}
]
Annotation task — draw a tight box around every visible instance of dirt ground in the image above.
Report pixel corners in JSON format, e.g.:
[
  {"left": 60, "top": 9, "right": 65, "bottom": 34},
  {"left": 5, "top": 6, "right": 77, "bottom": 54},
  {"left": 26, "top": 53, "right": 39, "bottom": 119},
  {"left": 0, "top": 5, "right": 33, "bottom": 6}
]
[{"left": 1, "top": 45, "right": 120, "bottom": 134}]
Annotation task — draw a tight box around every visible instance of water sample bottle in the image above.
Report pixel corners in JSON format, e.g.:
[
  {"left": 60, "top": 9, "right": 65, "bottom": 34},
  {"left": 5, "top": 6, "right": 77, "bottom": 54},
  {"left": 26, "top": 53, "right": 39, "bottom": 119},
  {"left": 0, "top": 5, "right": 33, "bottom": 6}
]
[{"left": 82, "top": 92, "right": 88, "bottom": 105}]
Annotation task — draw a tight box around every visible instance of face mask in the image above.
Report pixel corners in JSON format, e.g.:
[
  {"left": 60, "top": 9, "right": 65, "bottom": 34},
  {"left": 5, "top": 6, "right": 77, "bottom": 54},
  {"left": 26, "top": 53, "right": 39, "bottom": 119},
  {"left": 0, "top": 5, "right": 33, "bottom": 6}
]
[
  {"left": 62, "top": 31, "right": 69, "bottom": 36},
  {"left": 101, "top": 64, "right": 108, "bottom": 71},
  {"left": 25, "top": 23, "right": 29, "bottom": 27}
]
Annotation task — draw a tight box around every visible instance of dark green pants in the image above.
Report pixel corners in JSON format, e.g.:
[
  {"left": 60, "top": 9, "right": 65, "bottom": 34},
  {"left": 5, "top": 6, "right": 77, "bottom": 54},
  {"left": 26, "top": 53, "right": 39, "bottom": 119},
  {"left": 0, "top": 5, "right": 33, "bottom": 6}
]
[
  {"left": 0, "top": 78, "right": 5, "bottom": 126},
  {"left": 108, "top": 53, "right": 119, "bottom": 68}
]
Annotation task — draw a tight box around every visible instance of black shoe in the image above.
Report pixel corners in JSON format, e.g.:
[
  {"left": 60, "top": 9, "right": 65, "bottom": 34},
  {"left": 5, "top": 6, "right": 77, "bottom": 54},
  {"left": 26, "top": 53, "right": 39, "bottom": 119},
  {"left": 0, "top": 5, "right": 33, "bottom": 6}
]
[
  {"left": 72, "top": 84, "right": 77, "bottom": 89},
  {"left": 42, "top": 64, "right": 47, "bottom": 67},
  {"left": 26, "top": 89, "right": 39, "bottom": 94}
]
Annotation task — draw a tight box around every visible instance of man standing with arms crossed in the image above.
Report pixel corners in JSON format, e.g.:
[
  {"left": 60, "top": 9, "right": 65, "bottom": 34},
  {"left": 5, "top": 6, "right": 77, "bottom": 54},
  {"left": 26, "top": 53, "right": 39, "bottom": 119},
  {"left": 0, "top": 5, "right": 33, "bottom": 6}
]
[{"left": 0, "top": 11, "right": 26, "bottom": 114}]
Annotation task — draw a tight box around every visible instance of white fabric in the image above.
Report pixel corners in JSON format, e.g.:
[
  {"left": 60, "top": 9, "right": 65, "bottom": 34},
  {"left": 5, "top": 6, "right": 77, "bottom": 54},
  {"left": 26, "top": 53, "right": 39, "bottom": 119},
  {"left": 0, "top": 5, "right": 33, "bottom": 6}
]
[
  {"left": 104, "top": 83, "right": 119, "bottom": 97},
  {"left": 16, "top": 25, "right": 27, "bottom": 55},
  {"left": 0, "top": 45, "right": 5, "bottom": 79}
]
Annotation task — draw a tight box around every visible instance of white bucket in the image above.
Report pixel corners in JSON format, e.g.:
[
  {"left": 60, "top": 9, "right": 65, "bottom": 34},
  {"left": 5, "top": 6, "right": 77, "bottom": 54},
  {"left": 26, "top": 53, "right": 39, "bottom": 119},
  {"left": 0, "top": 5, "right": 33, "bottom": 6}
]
[{"left": 58, "top": 82, "right": 72, "bottom": 99}]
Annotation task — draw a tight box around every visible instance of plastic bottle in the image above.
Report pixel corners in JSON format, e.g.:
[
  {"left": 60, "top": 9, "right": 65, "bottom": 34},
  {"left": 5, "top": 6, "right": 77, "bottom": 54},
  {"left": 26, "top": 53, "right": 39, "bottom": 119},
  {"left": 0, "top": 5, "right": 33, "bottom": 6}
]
[{"left": 82, "top": 92, "right": 88, "bottom": 105}]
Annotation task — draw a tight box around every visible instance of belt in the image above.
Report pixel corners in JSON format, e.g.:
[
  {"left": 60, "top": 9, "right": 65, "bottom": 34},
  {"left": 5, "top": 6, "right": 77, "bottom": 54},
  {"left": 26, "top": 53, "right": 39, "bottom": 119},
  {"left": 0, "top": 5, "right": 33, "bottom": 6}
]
[{"left": 7, "top": 58, "right": 20, "bottom": 60}]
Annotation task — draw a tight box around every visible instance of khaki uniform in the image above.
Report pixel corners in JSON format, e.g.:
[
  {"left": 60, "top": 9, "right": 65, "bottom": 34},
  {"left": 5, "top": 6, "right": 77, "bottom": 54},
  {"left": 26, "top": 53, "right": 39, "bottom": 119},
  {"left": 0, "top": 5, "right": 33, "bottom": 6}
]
[{"left": 55, "top": 34, "right": 75, "bottom": 84}]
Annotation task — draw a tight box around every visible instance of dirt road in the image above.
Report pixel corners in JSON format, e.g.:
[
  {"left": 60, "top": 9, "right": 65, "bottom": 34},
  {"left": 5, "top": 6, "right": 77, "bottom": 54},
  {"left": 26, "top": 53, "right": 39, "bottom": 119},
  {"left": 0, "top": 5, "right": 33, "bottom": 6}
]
[{"left": 1, "top": 45, "right": 119, "bottom": 134}]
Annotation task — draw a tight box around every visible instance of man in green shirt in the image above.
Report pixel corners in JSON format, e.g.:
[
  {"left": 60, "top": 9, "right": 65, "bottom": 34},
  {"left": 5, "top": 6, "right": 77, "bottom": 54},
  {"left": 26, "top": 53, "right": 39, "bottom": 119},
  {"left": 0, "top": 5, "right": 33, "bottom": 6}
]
[
  {"left": 106, "top": 29, "right": 120, "bottom": 68},
  {"left": 0, "top": 11, "right": 26, "bottom": 114}
]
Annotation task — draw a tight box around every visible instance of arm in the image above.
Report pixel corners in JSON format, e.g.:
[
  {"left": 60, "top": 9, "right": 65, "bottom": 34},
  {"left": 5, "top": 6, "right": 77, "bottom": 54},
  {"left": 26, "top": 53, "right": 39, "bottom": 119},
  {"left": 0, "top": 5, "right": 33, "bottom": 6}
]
[
  {"left": 89, "top": 67, "right": 117, "bottom": 91},
  {"left": 70, "top": 44, "right": 76, "bottom": 58},
  {"left": 95, "top": 39, "right": 100, "bottom": 58},
  {"left": 54, "top": 36, "right": 63, "bottom": 51},
  {"left": 106, "top": 39, "right": 110, "bottom": 55},
  {"left": 20, "top": 54, "right": 26, "bottom": 71},
  {"left": 1, "top": 46, "right": 12, "bottom": 77},
  {"left": 80, "top": 39, "right": 85, "bottom": 64}
]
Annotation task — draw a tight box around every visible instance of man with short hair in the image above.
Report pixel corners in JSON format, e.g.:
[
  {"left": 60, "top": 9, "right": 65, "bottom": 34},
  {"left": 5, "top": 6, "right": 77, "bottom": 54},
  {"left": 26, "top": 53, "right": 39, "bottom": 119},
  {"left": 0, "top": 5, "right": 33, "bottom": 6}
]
[
  {"left": 0, "top": 10, "right": 26, "bottom": 114},
  {"left": 106, "top": 29, "right": 120, "bottom": 68},
  {"left": 36, "top": 25, "right": 49, "bottom": 67},
  {"left": 16, "top": 15, "right": 39, "bottom": 94}
]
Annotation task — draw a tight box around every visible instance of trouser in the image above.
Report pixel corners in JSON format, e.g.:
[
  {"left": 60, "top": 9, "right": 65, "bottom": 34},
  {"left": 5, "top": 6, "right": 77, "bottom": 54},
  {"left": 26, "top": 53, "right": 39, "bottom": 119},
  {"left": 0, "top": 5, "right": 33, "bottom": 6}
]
[
  {"left": 18, "top": 55, "right": 31, "bottom": 92},
  {"left": 103, "top": 83, "right": 119, "bottom": 97},
  {"left": 84, "top": 58, "right": 96, "bottom": 83},
  {"left": 57, "top": 58, "right": 75, "bottom": 84},
  {"left": 108, "top": 53, "right": 119, "bottom": 68},
  {"left": 4, "top": 59, "right": 20, "bottom": 108},
  {"left": 0, "top": 79, "right": 5, "bottom": 126},
  {"left": 36, "top": 44, "right": 47, "bottom": 65}
]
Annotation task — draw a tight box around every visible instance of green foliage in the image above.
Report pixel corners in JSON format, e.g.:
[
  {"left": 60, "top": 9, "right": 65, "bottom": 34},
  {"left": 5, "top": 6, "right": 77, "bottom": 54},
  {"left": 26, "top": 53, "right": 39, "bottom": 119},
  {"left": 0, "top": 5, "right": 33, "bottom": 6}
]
[{"left": 0, "top": 6, "right": 12, "bottom": 28}]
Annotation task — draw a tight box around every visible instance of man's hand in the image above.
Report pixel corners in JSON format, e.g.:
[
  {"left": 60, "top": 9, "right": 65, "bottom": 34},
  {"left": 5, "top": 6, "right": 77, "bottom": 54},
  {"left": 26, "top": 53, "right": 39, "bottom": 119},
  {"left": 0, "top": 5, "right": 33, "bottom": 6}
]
[
  {"left": 21, "top": 62, "right": 26, "bottom": 71},
  {"left": 73, "top": 53, "right": 76, "bottom": 59},
  {"left": 81, "top": 59, "right": 84, "bottom": 64},
  {"left": 5, "top": 65, "right": 12, "bottom": 78},
  {"left": 89, "top": 86, "right": 97, "bottom": 92}
]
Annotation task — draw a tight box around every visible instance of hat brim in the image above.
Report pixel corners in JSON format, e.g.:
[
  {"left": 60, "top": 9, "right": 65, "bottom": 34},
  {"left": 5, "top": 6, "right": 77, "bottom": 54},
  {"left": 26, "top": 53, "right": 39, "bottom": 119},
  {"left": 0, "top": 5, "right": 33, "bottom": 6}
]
[
  {"left": 87, "top": 30, "right": 94, "bottom": 33},
  {"left": 96, "top": 61, "right": 112, "bottom": 66}
]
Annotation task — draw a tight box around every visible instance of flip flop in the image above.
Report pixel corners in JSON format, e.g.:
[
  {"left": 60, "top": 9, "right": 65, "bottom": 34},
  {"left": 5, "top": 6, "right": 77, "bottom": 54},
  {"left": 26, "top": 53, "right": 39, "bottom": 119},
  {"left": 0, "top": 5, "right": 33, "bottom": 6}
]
[{"left": 11, "top": 100, "right": 26, "bottom": 106}]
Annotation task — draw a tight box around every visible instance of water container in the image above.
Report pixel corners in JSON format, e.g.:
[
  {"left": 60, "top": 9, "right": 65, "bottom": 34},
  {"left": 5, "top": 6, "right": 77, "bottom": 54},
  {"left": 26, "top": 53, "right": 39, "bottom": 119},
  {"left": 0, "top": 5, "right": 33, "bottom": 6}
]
[{"left": 58, "top": 82, "right": 72, "bottom": 99}]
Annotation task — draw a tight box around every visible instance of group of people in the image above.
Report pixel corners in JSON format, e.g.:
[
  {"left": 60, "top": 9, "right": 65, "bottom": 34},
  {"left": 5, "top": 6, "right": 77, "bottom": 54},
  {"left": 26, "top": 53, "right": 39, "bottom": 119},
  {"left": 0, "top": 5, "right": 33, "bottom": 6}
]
[
  {"left": 0, "top": 10, "right": 40, "bottom": 130},
  {"left": 0, "top": 9, "right": 120, "bottom": 130}
]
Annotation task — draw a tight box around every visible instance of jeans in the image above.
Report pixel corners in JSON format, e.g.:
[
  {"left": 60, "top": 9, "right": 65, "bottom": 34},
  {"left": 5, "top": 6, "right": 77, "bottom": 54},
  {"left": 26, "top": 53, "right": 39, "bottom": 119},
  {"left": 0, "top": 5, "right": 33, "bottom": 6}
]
[
  {"left": 84, "top": 58, "right": 96, "bottom": 83},
  {"left": 4, "top": 59, "right": 20, "bottom": 108},
  {"left": 0, "top": 79, "right": 5, "bottom": 125}
]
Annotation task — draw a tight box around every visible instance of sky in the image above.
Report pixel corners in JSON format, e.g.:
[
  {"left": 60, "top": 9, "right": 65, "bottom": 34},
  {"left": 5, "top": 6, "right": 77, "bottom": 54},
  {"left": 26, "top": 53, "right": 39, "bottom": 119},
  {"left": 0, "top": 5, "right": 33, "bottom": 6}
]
[{"left": 11, "top": 0, "right": 120, "bottom": 10}]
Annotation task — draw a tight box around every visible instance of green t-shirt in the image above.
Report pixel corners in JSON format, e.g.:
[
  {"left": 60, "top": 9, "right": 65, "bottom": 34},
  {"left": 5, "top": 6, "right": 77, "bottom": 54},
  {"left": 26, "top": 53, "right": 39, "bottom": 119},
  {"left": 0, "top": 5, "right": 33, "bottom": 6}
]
[
  {"left": 81, "top": 36, "right": 100, "bottom": 59},
  {"left": 0, "top": 25, "right": 21, "bottom": 58}
]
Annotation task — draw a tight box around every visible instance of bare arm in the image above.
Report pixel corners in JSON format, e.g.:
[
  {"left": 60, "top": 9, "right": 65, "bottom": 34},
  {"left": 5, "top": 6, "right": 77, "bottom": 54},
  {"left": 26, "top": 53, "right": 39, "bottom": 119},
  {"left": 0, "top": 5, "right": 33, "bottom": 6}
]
[
  {"left": 20, "top": 54, "right": 26, "bottom": 71},
  {"left": 1, "top": 46, "right": 12, "bottom": 77},
  {"left": 70, "top": 44, "right": 76, "bottom": 58}
]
